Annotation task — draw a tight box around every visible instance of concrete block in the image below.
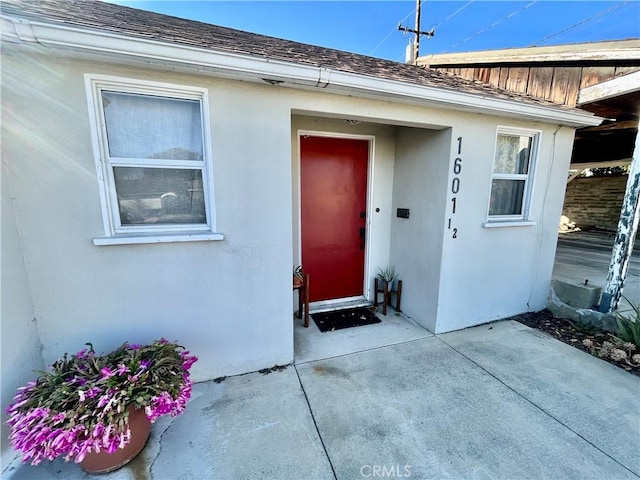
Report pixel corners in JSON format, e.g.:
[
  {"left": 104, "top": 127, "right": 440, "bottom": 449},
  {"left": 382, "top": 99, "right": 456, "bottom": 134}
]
[
  {"left": 547, "top": 289, "right": 618, "bottom": 332},
  {"left": 551, "top": 279, "right": 602, "bottom": 309}
]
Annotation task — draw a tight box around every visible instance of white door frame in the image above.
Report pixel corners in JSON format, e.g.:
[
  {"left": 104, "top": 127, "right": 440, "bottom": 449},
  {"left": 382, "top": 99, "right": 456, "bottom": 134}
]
[{"left": 296, "top": 129, "right": 376, "bottom": 308}]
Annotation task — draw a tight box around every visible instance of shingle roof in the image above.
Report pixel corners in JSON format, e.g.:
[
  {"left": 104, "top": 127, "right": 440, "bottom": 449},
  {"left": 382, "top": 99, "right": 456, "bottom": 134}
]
[{"left": 1, "top": 0, "right": 573, "bottom": 110}]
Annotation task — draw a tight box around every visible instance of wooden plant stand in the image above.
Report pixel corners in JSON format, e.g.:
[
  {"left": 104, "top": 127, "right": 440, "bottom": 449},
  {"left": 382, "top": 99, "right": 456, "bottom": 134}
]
[
  {"left": 373, "top": 278, "right": 402, "bottom": 315},
  {"left": 294, "top": 273, "right": 310, "bottom": 327}
]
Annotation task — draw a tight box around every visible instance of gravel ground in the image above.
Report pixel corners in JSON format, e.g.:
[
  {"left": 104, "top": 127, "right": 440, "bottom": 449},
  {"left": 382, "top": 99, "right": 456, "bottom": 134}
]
[{"left": 512, "top": 309, "right": 640, "bottom": 377}]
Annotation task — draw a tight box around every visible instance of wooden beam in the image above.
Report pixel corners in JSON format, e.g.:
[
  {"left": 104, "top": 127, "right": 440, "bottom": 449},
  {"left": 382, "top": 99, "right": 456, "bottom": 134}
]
[
  {"left": 417, "top": 40, "right": 640, "bottom": 67},
  {"left": 569, "top": 159, "right": 632, "bottom": 170},
  {"left": 615, "top": 66, "right": 640, "bottom": 77},
  {"left": 578, "top": 71, "right": 640, "bottom": 105},
  {"left": 567, "top": 169, "right": 585, "bottom": 183},
  {"left": 567, "top": 159, "right": 632, "bottom": 183},
  {"left": 599, "top": 134, "right": 640, "bottom": 312},
  {"left": 580, "top": 120, "right": 638, "bottom": 132}
]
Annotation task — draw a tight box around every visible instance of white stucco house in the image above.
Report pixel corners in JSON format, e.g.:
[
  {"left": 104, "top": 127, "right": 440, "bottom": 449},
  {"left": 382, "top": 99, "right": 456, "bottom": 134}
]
[{"left": 1, "top": 0, "right": 601, "bottom": 454}]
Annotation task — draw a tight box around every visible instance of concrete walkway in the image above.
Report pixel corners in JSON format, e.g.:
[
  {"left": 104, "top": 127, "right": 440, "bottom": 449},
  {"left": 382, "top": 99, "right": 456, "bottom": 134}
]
[{"left": 3, "top": 321, "right": 639, "bottom": 480}]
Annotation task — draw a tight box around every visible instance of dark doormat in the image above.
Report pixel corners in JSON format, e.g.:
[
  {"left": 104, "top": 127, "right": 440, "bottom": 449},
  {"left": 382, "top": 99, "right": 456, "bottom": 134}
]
[{"left": 312, "top": 307, "right": 381, "bottom": 332}]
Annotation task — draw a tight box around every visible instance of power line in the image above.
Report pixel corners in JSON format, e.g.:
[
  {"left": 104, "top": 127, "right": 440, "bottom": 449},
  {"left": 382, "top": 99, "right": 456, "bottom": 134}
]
[
  {"left": 369, "top": 5, "right": 417, "bottom": 56},
  {"left": 594, "top": 11, "right": 640, "bottom": 38},
  {"left": 444, "top": 1, "right": 537, "bottom": 53},
  {"left": 528, "top": 0, "right": 631, "bottom": 47},
  {"left": 430, "top": 0, "right": 475, "bottom": 31}
]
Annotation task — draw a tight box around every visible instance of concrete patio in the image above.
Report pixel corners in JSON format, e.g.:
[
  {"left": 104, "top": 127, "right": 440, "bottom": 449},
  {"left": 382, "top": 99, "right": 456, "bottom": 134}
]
[{"left": 3, "top": 319, "right": 639, "bottom": 480}]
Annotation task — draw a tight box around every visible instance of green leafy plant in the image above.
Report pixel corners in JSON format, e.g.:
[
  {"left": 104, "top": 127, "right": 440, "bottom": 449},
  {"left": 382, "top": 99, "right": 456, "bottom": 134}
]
[
  {"left": 7, "top": 340, "right": 197, "bottom": 466},
  {"left": 293, "top": 265, "right": 303, "bottom": 280},
  {"left": 567, "top": 319, "right": 601, "bottom": 335},
  {"left": 377, "top": 265, "right": 397, "bottom": 283},
  {"left": 614, "top": 298, "right": 640, "bottom": 350}
]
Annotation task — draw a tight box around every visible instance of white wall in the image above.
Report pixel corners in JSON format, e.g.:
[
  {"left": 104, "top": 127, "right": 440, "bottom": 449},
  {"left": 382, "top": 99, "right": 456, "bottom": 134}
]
[
  {"left": 0, "top": 120, "right": 44, "bottom": 460},
  {"left": 2, "top": 49, "right": 294, "bottom": 383},
  {"left": 435, "top": 123, "right": 575, "bottom": 332},
  {"left": 390, "top": 128, "right": 451, "bottom": 332},
  {"left": 288, "top": 110, "right": 572, "bottom": 334},
  {"left": 2, "top": 42, "right": 577, "bottom": 405}
]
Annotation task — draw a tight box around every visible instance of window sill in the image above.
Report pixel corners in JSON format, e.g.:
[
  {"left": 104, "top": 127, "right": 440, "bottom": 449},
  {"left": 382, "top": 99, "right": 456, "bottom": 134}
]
[
  {"left": 93, "top": 232, "right": 224, "bottom": 246},
  {"left": 482, "top": 220, "right": 536, "bottom": 228}
]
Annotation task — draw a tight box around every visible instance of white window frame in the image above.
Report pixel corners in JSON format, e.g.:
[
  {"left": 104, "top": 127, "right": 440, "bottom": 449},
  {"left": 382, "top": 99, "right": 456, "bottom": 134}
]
[
  {"left": 85, "top": 74, "right": 222, "bottom": 245},
  {"left": 485, "top": 126, "right": 541, "bottom": 227}
]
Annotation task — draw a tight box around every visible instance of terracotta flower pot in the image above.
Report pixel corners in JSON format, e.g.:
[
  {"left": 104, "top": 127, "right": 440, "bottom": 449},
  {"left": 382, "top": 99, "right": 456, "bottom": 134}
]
[
  {"left": 293, "top": 275, "right": 303, "bottom": 288},
  {"left": 80, "top": 406, "right": 151, "bottom": 474}
]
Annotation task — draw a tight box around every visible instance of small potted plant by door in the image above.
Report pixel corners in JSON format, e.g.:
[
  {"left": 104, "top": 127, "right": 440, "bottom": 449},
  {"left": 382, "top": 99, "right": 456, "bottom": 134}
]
[
  {"left": 375, "top": 266, "right": 399, "bottom": 315},
  {"left": 293, "top": 265, "right": 304, "bottom": 288},
  {"left": 6, "top": 339, "right": 197, "bottom": 474},
  {"left": 377, "top": 266, "right": 397, "bottom": 289}
]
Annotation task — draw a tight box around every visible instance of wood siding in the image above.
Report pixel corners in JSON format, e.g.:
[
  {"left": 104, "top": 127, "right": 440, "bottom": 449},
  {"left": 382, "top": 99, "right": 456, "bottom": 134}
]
[{"left": 432, "top": 66, "right": 640, "bottom": 107}]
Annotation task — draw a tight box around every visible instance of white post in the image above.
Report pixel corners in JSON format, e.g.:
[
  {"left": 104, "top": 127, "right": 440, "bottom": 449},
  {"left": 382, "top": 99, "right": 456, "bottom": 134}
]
[{"left": 600, "top": 130, "right": 640, "bottom": 312}]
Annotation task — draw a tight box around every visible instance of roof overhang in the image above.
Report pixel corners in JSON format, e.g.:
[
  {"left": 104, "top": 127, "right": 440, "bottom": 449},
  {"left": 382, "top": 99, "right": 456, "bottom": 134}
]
[
  {"left": 1, "top": 14, "right": 602, "bottom": 128},
  {"left": 578, "top": 71, "right": 640, "bottom": 106},
  {"left": 419, "top": 39, "right": 640, "bottom": 67}
]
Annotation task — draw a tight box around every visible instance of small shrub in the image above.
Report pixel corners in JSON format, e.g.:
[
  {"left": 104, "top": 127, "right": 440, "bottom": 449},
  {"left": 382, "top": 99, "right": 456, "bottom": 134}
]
[
  {"left": 614, "top": 299, "right": 640, "bottom": 350},
  {"left": 567, "top": 319, "right": 601, "bottom": 335}
]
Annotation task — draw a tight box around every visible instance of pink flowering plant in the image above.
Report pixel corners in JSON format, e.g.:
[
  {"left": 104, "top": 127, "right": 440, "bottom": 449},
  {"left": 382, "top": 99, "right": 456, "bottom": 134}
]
[{"left": 6, "top": 339, "right": 197, "bottom": 466}]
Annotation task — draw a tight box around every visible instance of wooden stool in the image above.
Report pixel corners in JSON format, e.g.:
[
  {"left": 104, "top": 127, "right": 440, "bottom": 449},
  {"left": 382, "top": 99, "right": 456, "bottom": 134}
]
[
  {"left": 294, "top": 273, "right": 310, "bottom": 327},
  {"left": 373, "top": 278, "right": 402, "bottom": 315}
]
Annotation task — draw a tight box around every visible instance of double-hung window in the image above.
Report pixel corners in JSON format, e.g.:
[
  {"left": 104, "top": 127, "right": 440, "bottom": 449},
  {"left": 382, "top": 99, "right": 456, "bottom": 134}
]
[
  {"left": 487, "top": 127, "right": 539, "bottom": 224},
  {"left": 86, "top": 75, "right": 221, "bottom": 244}
]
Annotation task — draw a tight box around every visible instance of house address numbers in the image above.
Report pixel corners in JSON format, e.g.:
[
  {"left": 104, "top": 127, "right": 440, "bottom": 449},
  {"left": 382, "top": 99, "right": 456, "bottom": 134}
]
[{"left": 448, "top": 136, "right": 463, "bottom": 239}]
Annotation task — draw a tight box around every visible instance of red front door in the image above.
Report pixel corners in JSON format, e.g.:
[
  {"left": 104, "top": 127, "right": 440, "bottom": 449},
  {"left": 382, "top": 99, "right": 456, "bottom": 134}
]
[{"left": 300, "top": 136, "right": 369, "bottom": 302}]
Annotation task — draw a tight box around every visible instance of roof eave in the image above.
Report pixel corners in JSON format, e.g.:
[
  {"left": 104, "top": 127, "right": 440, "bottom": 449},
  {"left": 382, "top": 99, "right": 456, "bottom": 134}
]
[
  {"left": 418, "top": 39, "right": 640, "bottom": 67},
  {"left": 1, "top": 14, "right": 602, "bottom": 128}
]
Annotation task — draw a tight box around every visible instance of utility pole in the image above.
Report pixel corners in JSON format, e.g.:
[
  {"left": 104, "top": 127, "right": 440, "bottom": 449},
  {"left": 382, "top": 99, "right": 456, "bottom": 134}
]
[{"left": 398, "top": 0, "right": 434, "bottom": 63}]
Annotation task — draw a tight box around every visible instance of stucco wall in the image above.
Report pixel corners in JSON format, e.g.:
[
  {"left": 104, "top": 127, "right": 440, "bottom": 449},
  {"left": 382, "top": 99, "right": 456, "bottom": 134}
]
[
  {"left": 436, "top": 125, "right": 575, "bottom": 332},
  {"left": 390, "top": 128, "right": 451, "bottom": 332},
  {"left": 2, "top": 41, "right": 577, "bottom": 399},
  {"left": 0, "top": 140, "right": 44, "bottom": 460},
  {"left": 2, "top": 48, "right": 294, "bottom": 383},
  {"left": 563, "top": 176, "right": 627, "bottom": 231}
]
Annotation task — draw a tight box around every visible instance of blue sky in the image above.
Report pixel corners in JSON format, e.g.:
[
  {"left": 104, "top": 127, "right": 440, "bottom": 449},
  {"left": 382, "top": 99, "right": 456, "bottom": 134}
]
[{"left": 108, "top": 1, "right": 640, "bottom": 61}]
